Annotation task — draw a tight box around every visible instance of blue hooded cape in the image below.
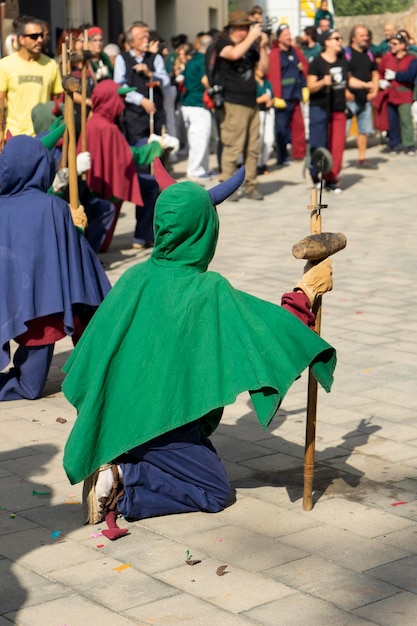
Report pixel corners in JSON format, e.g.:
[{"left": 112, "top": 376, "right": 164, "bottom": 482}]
[{"left": 0, "top": 135, "right": 111, "bottom": 371}]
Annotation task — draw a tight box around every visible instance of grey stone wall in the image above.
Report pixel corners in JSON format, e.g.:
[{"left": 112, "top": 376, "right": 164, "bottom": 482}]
[{"left": 334, "top": 3, "right": 417, "bottom": 45}]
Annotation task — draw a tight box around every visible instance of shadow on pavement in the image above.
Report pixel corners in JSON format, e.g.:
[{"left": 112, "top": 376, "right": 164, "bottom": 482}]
[
  {"left": 0, "top": 444, "right": 82, "bottom": 617},
  {"left": 216, "top": 402, "right": 381, "bottom": 508}
]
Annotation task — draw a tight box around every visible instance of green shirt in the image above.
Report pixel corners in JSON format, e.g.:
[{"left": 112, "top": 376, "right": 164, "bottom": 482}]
[{"left": 181, "top": 52, "right": 206, "bottom": 107}]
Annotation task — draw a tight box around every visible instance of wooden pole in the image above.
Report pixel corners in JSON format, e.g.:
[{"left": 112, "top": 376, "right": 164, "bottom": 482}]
[
  {"left": 80, "top": 28, "right": 88, "bottom": 180},
  {"left": 0, "top": 3, "right": 5, "bottom": 59},
  {"left": 61, "top": 41, "right": 80, "bottom": 211},
  {"left": 303, "top": 187, "right": 322, "bottom": 511},
  {"left": 60, "top": 42, "right": 69, "bottom": 169}
]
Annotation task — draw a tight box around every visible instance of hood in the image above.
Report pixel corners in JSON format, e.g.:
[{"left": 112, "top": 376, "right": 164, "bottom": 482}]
[
  {"left": 151, "top": 182, "right": 219, "bottom": 272},
  {"left": 32, "top": 101, "right": 64, "bottom": 135},
  {"left": 91, "top": 80, "right": 125, "bottom": 122},
  {"left": 0, "top": 135, "right": 56, "bottom": 196}
]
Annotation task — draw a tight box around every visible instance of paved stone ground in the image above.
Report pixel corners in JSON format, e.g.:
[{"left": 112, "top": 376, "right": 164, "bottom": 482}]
[{"left": 1, "top": 139, "right": 417, "bottom": 625}]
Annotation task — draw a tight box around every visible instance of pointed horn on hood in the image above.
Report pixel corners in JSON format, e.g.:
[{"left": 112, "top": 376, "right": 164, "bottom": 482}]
[
  {"left": 154, "top": 157, "right": 177, "bottom": 190},
  {"left": 40, "top": 123, "right": 67, "bottom": 150},
  {"left": 208, "top": 167, "right": 245, "bottom": 205}
]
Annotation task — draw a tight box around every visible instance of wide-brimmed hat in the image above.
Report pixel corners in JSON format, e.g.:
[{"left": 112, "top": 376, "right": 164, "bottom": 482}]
[{"left": 226, "top": 11, "right": 252, "bottom": 28}]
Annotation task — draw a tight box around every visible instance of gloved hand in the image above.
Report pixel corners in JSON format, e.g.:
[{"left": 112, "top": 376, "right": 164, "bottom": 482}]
[
  {"left": 52, "top": 167, "right": 69, "bottom": 193},
  {"left": 295, "top": 258, "right": 333, "bottom": 306},
  {"left": 149, "top": 132, "right": 180, "bottom": 154},
  {"left": 70, "top": 205, "right": 88, "bottom": 232},
  {"left": 384, "top": 69, "right": 396, "bottom": 81},
  {"left": 302, "top": 87, "right": 310, "bottom": 104},
  {"left": 273, "top": 97, "right": 287, "bottom": 109},
  {"left": 76, "top": 151, "right": 91, "bottom": 175},
  {"left": 379, "top": 79, "right": 390, "bottom": 90},
  {"left": 95, "top": 65, "right": 109, "bottom": 81}
]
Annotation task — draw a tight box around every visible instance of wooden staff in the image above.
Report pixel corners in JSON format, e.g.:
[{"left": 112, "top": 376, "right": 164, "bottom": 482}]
[
  {"left": 303, "top": 186, "right": 323, "bottom": 511},
  {"left": 0, "top": 3, "right": 5, "bottom": 59},
  {"left": 60, "top": 42, "right": 69, "bottom": 169},
  {"left": 80, "top": 28, "right": 88, "bottom": 179},
  {"left": 61, "top": 40, "right": 81, "bottom": 211}
]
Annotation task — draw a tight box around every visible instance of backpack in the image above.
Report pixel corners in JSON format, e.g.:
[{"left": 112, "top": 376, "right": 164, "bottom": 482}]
[{"left": 344, "top": 45, "right": 375, "bottom": 63}]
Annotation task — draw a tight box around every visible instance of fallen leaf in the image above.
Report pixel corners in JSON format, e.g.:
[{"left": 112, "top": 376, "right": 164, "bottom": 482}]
[
  {"left": 216, "top": 565, "right": 228, "bottom": 576},
  {"left": 113, "top": 563, "right": 131, "bottom": 572},
  {"left": 56, "top": 417, "right": 67, "bottom": 424},
  {"left": 186, "top": 559, "right": 201, "bottom": 566}
]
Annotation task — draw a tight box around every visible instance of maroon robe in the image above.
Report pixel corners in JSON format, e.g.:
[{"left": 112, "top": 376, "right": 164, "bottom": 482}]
[{"left": 80, "top": 80, "right": 143, "bottom": 206}]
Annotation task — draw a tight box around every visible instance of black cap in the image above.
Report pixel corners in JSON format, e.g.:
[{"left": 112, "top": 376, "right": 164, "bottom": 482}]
[
  {"left": 276, "top": 24, "right": 289, "bottom": 38},
  {"left": 390, "top": 33, "right": 407, "bottom": 45},
  {"left": 318, "top": 28, "right": 337, "bottom": 45}
]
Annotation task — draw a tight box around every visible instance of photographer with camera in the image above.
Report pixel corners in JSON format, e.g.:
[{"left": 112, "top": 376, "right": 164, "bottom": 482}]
[{"left": 215, "top": 10, "right": 269, "bottom": 201}]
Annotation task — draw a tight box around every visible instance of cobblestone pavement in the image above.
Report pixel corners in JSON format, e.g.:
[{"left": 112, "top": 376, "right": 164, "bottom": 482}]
[{"left": 1, "top": 140, "right": 417, "bottom": 625}]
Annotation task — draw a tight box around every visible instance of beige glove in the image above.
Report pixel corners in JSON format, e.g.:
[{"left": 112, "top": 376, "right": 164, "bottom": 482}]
[
  {"left": 295, "top": 258, "right": 333, "bottom": 306},
  {"left": 70, "top": 205, "right": 88, "bottom": 232},
  {"left": 273, "top": 97, "right": 287, "bottom": 109}
]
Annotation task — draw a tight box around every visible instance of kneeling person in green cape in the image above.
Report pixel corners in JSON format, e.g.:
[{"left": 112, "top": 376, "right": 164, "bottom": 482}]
[{"left": 62, "top": 159, "right": 336, "bottom": 538}]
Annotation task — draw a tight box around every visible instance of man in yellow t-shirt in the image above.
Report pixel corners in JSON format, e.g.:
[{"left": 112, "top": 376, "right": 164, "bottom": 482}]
[{"left": 0, "top": 15, "right": 63, "bottom": 148}]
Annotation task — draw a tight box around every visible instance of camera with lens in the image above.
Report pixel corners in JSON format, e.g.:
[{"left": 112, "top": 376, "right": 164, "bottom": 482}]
[
  {"left": 207, "top": 84, "right": 224, "bottom": 108},
  {"left": 262, "top": 15, "right": 277, "bottom": 36}
]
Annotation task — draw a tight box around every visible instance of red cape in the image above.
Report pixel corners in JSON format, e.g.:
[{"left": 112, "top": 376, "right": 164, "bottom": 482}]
[
  {"left": 267, "top": 41, "right": 308, "bottom": 99},
  {"left": 80, "top": 81, "right": 143, "bottom": 206}
]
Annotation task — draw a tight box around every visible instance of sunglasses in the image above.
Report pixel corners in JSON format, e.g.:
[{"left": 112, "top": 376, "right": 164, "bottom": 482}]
[
  {"left": 24, "top": 32, "right": 44, "bottom": 40},
  {"left": 328, "top": 36, "right": 343, "bottom": 41}
]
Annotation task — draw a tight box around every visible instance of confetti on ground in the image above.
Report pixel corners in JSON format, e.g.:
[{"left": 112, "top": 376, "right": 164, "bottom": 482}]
[
  {"left": 50, "top": 530, "right": 61, "bottom": 538},
  {"left": 113, "top": 563, "right": 131, "bottom": 572},
  {"left": 91, "top": 532, "right": 103, "bottom": 538},
  {"left": 65, "top": 500, "right": 80, "bottom": 505},
  {"left": 216, "top": 536, "right": 223, "bottom": 541},
  {"left": 355, "top": 311, "right": 364, "bottom": 314},
  {"left": 216, "top": 565, "right": 228, "bottom": 576},
  {"left": 9, "top": 513, "right": 16, "bottom": 519},
  {"left": 56, "top": 417, "right": 67, "bottom": 424},
  {"left": 32, "top": 490, "right": 51, "bottom": 496},
  {"left": 391, "top": 501, "right": 407, "bottom": 506},
  {"left": 96, "top": 544, "right": 105, "bottom": 548}
]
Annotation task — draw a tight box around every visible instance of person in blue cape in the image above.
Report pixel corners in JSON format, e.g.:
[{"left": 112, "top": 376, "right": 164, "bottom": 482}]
[
  {"left": 0, "top": 132, "right": 111, "bottom": 401},
  {"left": 62, "top": 159, "right": 336, "bottom": 538}
]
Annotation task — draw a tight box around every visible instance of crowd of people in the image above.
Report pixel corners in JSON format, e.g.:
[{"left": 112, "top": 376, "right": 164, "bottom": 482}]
[{"left": 0, "top": 5, "right": 413, "bottom": 533}]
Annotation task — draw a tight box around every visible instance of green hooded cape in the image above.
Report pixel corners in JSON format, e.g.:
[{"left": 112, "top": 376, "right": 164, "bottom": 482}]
[{"left": 63, "top": 182, "right": 336, "bottom": 485}]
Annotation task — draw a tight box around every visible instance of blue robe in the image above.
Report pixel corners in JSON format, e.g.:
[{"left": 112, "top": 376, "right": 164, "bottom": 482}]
[{"left": 0, "top": 135, "right": 111, "bottom": 394}]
